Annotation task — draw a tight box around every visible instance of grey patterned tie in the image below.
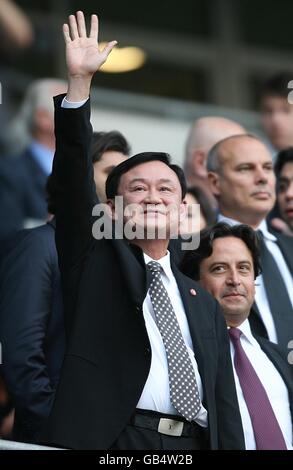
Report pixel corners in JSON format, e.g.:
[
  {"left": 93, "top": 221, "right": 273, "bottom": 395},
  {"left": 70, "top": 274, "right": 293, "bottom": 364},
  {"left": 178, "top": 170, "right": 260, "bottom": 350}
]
[{"left": 147, "top": 261, "right": 201, "bottom": 421}]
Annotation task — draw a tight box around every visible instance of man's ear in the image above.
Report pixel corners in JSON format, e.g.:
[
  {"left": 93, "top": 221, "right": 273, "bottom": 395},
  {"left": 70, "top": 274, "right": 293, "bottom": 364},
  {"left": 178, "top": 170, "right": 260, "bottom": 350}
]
[
  {"left": 208, "top": 171, "right": 220, "bottom": 197},
  {"left": 192, "top": 150, "right": 208, "bottom": 178},
  {"left": 179, "top": 199, "right": 188, "bottom": 222},
  {"left": 106, "top": 199, "right": 117, "bottom": 220}
]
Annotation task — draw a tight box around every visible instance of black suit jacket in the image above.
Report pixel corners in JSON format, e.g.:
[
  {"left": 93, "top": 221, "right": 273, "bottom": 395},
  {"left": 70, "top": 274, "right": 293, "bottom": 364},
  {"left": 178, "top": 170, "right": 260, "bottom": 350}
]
[
  {"left": 249, "top": 232, "right": 293, "bottom": 353},
  {"left": 0, "top": 148, "right": 48, "bottom": 242},
  {"left": 0, "top": 221, "right": 65, "bottom": 443},
  {"left": 42, "top": 95, "right": 245, "bottom": 450}
]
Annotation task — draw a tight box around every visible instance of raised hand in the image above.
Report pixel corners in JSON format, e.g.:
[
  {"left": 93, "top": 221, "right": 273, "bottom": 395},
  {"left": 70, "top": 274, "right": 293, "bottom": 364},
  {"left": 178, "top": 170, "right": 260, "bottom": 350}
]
[{"left": 63, "top": 11, "right": 117, "bottom": 100}]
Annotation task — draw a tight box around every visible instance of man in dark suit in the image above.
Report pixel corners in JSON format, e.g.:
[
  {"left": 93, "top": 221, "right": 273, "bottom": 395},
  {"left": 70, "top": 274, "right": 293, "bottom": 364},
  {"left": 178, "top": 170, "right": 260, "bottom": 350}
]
[
  {"left": 181, "top": 223, "right": 293, "bottom": 449},
  {"left": 0, "top": 79, "right": 67, "bottom": 242},
  {"left": 207, "top": 134, "right": 293, "bottom": 354},
  {"left": 0, "top": 220, "right": 65, "bottom": 443},
  {"left": 41, "top": 12, "right": 245, "bottom": 450},
  {"left": 0, "top": 129, "right": 130, "bottom": 444}
]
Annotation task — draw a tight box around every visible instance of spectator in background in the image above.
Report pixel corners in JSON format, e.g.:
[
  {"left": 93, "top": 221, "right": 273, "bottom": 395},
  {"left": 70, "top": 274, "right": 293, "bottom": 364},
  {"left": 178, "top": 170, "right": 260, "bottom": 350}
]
[
  {"left": 270, "top": 148, "right": 293, "bottom": 236},
  {"left": 181, "top": 223, "right": 293, "bottom": 450},
  {"left": 91, "top": 130, "right": 131, "bottom": 202},
  {"left": 184, "top": 116, "right": 245, "bottom": 208},
  {"left": 0, "top": 130, "right": 130, "bottom": 443},
  {"left": 0, "top": 78, "right": 67, "bottom": 242},
  {"left": 207, "top": 134, "right": 293, "bottom": 354},
  {"left": 0, "top": 0, "right": 35, "bottom": 151},
  {"left": 0, "top": 0, "right": 34, "bottom": 49},
  {"left": 0, "top": 216, "right": 65, "bottom": 444},
  {"left": 259, "top": 72, "right": 293, "bottom": 154},
  {"left": 180, "top": 186, "right": 216, "bottom": 235}
]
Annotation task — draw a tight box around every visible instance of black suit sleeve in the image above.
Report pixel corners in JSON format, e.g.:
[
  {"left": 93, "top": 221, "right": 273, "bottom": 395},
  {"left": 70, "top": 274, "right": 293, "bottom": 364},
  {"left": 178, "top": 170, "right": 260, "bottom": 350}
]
[
  {"left": 214, "top": 303, "right": 245, "bottom": 450},
  {"left": 52, "top": 95, "right": 97, "bottom": 274},
  {"left": 0, "top": 229, "right": 58, "bottom": 441}
]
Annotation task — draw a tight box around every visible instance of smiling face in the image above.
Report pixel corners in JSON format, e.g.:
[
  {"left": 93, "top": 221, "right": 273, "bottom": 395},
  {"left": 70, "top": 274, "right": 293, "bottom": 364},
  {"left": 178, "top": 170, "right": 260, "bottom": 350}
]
[
  {"left": 209, "top": 136, "right": 276, "bottom": 228},
  {"left": 116, "top": 160, "right": 186, "bottom": 239},
  {"left": 199, "top": 237, "right": 255, "bottom": 326}
]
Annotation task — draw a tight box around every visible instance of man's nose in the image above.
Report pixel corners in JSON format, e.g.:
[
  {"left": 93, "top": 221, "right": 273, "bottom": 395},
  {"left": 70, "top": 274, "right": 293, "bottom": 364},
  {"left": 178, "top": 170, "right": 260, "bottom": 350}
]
[
  {"left": 226, "top": 270, "right": 241, "bottom": 286},
  {"left": 144, "top": 189, "right": 162, "bottom": 203},
  {"left": 255, "top": 167, "right": 268, "bottom": 184}
]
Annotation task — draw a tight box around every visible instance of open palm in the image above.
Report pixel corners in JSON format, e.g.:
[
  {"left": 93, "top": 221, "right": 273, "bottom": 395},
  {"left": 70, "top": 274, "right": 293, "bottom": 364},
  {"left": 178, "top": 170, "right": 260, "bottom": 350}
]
[{"left": 63, "top": 11, "right": 117, "bottom": 77}]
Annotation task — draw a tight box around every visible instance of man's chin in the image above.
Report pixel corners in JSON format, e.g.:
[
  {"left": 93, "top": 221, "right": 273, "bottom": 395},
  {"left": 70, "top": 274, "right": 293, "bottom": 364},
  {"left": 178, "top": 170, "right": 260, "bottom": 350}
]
[
  {"left": 222, "top": 305, "right": 248, "bottom": 318},
  {"left": 123, "top": 215, "right": 181, "bottom": 240},
  {"left": 143, "top": 221, "right": 172, "bottom": 239},
  {"left": 250, "top": 200, "right": 274, "bottom": 213}
]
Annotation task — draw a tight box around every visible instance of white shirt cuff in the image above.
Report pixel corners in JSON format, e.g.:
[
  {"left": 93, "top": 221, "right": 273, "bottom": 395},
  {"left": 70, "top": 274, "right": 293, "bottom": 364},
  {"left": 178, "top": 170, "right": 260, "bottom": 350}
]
[{"left": 61, "top": 97, "right": 89, "bottom": 108}]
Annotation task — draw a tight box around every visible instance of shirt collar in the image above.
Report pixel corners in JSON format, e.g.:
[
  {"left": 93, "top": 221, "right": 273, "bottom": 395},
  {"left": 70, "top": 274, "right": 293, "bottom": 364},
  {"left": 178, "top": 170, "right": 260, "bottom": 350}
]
[
  {"left": 258, "top": 219, "right": 277, "bottom": 242},
  {"left": 218, "top": 214, "right": 277, "bottom": 242},
  {"left": 143, "top": 250, "right": 173, "bottom": 282},
  {"left": 228, "top": 318, "right": 259, "bottom": 347},
  {"left": 218, "top": 213, "right": 240, "bottom": 227},
  {"left": 29, "top": 140, "right": 54, "bottom": 176}
]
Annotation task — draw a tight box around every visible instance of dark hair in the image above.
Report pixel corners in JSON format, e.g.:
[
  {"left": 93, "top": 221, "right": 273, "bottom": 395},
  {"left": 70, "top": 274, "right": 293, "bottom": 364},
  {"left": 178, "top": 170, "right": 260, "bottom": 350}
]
[
  {"left": 186, "top": 186, "right": 216, "bottom": 227},
  {"left": 259, "top": 72, "right": 293, "bottom": 102},
  {"left": 180, "top": 222, "right": 262, "bottom": 281},
  {"left": 106, "top": 151, "right": 187, "bottom": 200},
  {"left": 274, "top": 147, "right": 293, "bottom": 178},
  {"left": 46, "top": 131, "right": 131, "bottom": 213},
  {"left": 90, "top": 131, "right": 131, "bottom": 163}
]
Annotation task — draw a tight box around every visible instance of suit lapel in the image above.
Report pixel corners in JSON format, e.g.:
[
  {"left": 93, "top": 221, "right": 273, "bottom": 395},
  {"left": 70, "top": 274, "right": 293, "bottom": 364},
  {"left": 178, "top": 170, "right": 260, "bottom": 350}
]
[
  {"left": 170, "top": 259, "right": 206, "bottom": 374},
  {"left": 276, "top": 235, "right": 293, "bottom": 274},
  {"left": 249, "top": 303, "right": 269, "bottom": 340},
  {"left": 112, "top": 238, "right": 150, "bottom": 307},
  {"left": 113, "top": 242, "right": 210, "bottom": 376},
  {"left": 257, "top": 336, "right": 293, "bottom": 414}
]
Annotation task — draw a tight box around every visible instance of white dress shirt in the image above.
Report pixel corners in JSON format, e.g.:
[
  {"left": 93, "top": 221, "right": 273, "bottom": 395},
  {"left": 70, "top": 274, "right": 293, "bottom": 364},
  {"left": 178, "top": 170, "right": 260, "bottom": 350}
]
[
  {"left": 218, "top": 214, "right": 293, "bottom": 343},
  {"left": 229, "top": 320, "right": 292, "bottom": 450},
  {"left": 30, "top": 139, "right": 54, "bottom": 176},
  {"left": 62, "top": 96, "right": 89, "bottom": 109},
  {"left": 137, "top": 251, "right": 208, "bottom": 427}
]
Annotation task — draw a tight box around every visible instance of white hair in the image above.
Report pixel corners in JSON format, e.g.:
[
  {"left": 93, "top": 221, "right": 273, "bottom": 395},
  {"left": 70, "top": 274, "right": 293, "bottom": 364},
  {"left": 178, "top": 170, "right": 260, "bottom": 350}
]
[{"left": 4, "top": 78, "right": 66, "bottom": 154}]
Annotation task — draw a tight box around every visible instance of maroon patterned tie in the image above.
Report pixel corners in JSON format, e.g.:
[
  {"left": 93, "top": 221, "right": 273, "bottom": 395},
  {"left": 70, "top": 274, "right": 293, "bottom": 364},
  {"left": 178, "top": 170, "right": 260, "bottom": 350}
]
[{"left": 229, "top": 327, "right": 287, "bottom": 450}]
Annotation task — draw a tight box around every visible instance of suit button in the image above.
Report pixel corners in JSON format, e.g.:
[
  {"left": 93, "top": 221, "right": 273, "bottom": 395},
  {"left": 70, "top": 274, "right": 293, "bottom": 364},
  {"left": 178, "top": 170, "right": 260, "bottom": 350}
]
[{"left": 135, "top": 305, "right": 140, "bottom": 312}]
